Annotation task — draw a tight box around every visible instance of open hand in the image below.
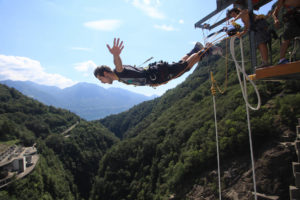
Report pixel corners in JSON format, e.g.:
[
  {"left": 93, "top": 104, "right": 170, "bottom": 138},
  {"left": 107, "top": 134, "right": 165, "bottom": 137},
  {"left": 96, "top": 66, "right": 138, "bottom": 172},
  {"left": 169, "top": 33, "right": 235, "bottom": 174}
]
[
  {"left": 106, "top": 38, "right": 124, "bottom": 56},
  {"left": 235, "top": 32, "right": 243, "bottom": 38},
  {"left": 274, "top": 20, "right": 280, "bottom": 29}
]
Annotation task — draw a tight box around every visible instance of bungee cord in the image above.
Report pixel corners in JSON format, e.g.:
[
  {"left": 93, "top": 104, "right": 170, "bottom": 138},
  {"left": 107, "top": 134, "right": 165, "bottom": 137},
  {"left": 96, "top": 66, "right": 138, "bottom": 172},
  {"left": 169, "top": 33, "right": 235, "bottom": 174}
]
[
  {"left": 205, "top": 33, "right": 262, "bottom": 200},
  {"left": 210, "top": 73, "right": 223, "bottom": 200},
  {"left": 229, "top": 37, "right": 261, "bottom": 110},
  {"left": 229, "top": 36, "right": 261, "bottom": 200}
]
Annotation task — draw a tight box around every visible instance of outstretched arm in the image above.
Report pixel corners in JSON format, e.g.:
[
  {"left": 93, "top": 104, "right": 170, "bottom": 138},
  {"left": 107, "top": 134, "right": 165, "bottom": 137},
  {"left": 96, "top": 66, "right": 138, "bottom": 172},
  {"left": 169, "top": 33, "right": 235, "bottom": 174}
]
[
  {"left": 107, "top": 38, "right": 124, "bottom": 72},
  {"left": 231, "top": 9, "right": 243, "bottom": 22},
  {"left": 272, "top": 0, "right": 283, "bottom": 29},
  {"left": 235, "top": 9, "right": 249, "bottom": 38}
]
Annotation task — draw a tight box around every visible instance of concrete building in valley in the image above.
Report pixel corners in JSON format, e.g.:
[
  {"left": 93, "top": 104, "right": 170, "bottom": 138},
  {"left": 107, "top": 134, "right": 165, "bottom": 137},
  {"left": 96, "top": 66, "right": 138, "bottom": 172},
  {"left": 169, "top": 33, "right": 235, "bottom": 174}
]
[{"left": 0, "top": 145, "right": 39, "bottom": 188}]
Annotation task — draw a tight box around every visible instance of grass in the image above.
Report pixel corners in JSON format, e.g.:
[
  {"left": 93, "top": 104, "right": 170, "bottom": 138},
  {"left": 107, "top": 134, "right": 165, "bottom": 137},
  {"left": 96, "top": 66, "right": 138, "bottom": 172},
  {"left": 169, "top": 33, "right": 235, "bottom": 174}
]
[{"left": 0, "top": 139, "right": 20, "bottom": 146}]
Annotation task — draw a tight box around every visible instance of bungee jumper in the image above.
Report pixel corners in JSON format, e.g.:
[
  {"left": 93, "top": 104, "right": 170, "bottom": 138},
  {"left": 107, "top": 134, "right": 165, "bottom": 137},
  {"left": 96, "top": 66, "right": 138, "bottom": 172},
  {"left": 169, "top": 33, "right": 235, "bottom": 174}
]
[{"left": 94, "top": 38, "right": 222, "bottom": 87}]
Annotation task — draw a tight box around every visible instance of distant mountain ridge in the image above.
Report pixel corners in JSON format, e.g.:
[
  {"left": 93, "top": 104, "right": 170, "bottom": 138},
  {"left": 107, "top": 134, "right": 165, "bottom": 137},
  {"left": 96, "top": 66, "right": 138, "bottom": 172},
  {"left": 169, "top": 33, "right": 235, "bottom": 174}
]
[{"left": 0, "top": 80, "right": 157, "bottom": 120}]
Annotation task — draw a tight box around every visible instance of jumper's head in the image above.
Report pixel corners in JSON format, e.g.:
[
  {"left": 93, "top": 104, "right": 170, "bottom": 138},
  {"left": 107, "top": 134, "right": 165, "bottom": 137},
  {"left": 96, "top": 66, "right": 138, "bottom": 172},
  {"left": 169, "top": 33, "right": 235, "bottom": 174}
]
[
  {"left": 94, "top": 65, "right": 114, "bottom": 84},
  {"left": 227, "top": 7, "right": 240, "bottom": 18}
]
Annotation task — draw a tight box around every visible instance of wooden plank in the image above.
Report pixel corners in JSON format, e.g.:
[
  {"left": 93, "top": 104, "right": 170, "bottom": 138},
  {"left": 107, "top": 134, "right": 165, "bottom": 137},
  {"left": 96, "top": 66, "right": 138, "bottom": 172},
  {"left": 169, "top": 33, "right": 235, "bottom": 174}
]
[
  {"left": 290, "top": 185, "right": 300, "bottom": 200},
  {"left": 249, "top": 61, "right": 300, "bottom": 80}
]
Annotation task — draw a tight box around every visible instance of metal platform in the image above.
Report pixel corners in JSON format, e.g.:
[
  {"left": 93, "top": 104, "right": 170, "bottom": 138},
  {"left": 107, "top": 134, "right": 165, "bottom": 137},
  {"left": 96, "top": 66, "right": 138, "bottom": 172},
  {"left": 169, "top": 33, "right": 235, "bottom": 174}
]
[
  {"left": 194, "top": 0, "right": 273, "bottom": 30},
  {"left": 249, "top": 61, "right": 300, "bottom": 80}
]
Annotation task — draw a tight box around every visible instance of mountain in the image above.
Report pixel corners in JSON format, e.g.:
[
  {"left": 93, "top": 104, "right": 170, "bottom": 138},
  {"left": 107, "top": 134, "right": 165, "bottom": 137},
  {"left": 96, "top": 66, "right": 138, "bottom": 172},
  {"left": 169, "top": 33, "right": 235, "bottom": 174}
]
[
  {"left": 0, "top": 80, "right": 61, "bottom": 106},
  {"left": 0, "top": 80, "right": 156, "bottom": 120},
  {"left": 0, "top": 83, "right": 119, "bottom": 199}
]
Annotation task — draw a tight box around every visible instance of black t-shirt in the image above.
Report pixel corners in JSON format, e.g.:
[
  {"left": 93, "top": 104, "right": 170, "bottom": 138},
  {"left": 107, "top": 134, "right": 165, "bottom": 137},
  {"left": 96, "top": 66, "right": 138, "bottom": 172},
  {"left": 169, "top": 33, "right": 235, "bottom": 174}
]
[
  {"left": 114, "top": 65, "right": 148, "bottom": 86},
  {"left": 114, "top": 61, "right": 188, "bottom": 86}
]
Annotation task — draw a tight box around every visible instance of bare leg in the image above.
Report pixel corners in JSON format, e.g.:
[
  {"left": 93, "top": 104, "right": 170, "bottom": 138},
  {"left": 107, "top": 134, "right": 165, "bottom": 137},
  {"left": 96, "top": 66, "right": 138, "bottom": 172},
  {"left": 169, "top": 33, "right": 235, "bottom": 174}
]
[
  {"left": 280, "top": 40, "right": 290, "bottom": 59},
  {"left": 185, "top": 53, "right": 202, "bottom": 70},
  {"left": 258, "top": 43, "right": 268, "bottom": 64},
  {"left": 181, "top": 47, "right": 208, "bottom": 63},
  {"left": 181, "top": 42, "right": 204, "bottom": 62},
  {"left": 181, "top": 54, "right": 190, "bottom": 62}
]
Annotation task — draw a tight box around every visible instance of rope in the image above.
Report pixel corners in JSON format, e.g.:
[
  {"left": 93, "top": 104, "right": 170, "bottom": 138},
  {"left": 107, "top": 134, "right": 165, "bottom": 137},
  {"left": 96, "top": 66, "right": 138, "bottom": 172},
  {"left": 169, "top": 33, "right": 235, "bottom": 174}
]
[
  {"left": 207, "top": 36, "right": 229, "bottom": 94},
  {"left": 202, "top": 28, "right": 208, "bottom": 45},
  {"left": 214, "top": 9, "right": 225, "bottom": 27},
  {"left": 208, "top": 33, "right": 229, "bottom": 200},
  {"left": 210, "top": 45, "right": 229, "bottom": 197},
  {"left": 205, "top": 24, "right": 234, "bottom": 200},
  {"left": 229, "top": 36, "right": 260, "bottom": 200},
  {"left": 137, "top": 56, "right": 154, "bottom": 67},
  {"left": 210, "top": 72, "right": 222, "bottom": 200},
  {"left": 206, "top": 26, "right": 237, "bottom": 200},
  {"left": 223, "top": 38, "right": 228, "bottom": 93},
  {"left": 229, "top": 37, "right": 261, "bottom": 110}
]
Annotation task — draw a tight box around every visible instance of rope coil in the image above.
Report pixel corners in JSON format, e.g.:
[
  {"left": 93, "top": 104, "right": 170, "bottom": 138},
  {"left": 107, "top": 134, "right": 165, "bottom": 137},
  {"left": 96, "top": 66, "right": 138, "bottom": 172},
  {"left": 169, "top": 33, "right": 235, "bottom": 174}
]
[{"left": 229, "top": 37, "right": 261, "bottom": 111}]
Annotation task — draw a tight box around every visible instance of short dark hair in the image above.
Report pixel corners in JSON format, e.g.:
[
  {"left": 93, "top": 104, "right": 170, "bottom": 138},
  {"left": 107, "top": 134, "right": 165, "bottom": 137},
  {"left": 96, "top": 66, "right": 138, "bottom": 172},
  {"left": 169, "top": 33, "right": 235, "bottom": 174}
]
[
  {"left": 94, "top": 65, "right": 112, "bottom": 77},
  {"left": 227, "top": 7, "right": 240, "bottom": 18}
]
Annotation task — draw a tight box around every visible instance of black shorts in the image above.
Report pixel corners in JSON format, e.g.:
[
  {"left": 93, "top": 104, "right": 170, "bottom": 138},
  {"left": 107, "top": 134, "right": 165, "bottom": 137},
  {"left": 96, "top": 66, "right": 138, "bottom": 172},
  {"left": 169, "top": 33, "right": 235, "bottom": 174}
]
[
  {"left": 283, "top": 10, "right": 300, "bottom": 40},
  {"left": 254, "top": 18, "right": 270, "bottom": 45},
  {"left": 147, "top": 61, "right": 188, "bottom": 85}
]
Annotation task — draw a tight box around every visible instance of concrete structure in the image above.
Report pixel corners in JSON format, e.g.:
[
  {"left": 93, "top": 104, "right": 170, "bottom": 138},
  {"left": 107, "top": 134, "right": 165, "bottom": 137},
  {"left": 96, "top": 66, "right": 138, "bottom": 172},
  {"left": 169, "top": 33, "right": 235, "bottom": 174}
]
[
  {"left": 0, "top": 145, "right": 39, "bottom": 188},
  {"left": 12, "top": 157, "right": 25, "bottom": 172},
  {"left": 289, "top": 119, "right": 300, "bottom": 200}
]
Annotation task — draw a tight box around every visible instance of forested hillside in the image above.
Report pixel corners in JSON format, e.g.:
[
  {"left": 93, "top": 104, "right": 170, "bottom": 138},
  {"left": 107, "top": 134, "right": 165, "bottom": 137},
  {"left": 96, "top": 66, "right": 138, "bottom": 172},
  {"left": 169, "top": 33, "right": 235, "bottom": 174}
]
[
  {"left": 0, "top": 84, "right": 119, "bottom": 200},
  {"left": 1, "top": 8, "right": 300, "bottom": 200},
  {"left": 92, "top": 34, "right": 300, "bottom": 199}
]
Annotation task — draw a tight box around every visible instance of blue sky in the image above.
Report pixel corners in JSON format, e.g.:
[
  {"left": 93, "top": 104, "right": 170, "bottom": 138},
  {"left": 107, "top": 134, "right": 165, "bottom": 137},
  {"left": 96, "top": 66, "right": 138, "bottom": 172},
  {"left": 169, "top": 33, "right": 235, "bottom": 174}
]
[{"left": 0, "top": 0, "right": 276, "bottom": 96}]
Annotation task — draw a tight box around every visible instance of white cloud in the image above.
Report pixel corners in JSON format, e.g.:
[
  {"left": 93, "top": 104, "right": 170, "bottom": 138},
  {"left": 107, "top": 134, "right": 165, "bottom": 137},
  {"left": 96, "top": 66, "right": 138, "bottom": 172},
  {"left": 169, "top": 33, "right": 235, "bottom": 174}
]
[
  {"left": 74, "top": 60, "right": 97, "bottom": 77},
  {"left": 0, "top": 55, "right": 76, "bottom": 89},
  {"left": 130, "top": 0, "right": 165, "bottom": 19},
  {"left": 84, "top": 19, "right": 122, "bottom": 31},
  {"left": 71, "top": 47, "right": 92, "bottom": 52},
  {"left": 154, "top": 24, "right": 176, "bottom": 31},
  {"left": 179, "top": 19, "right": 184, "bottom": 24}
]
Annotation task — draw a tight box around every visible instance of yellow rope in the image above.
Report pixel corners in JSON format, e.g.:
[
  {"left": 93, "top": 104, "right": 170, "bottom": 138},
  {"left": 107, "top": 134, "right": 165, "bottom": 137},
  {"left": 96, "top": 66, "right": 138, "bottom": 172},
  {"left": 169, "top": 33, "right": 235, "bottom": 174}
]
[
  {"left": 210, "top": 72, "right": 217, "bottom": 96},
  {"left": 210, "top": 37, "right": 229, "bottom": 95}
]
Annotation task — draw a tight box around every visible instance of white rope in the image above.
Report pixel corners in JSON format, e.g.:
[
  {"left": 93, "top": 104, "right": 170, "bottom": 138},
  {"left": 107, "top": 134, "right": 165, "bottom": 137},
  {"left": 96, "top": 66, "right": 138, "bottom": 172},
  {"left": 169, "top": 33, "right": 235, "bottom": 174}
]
[
  {"left": 212, "top": 95, "right": 222, "bottom": 200},
  {"left": 202, "top": 29, "right": 208, "bottom": 45},
  {"left": 229, "top": 37, "right": 261, "bottom": 110},
  {"left": 204, "top": 32, "right": 219, "bottom": 43},
  {"left": 229, "top": 36, "right": 259, "bottom": 200}
]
